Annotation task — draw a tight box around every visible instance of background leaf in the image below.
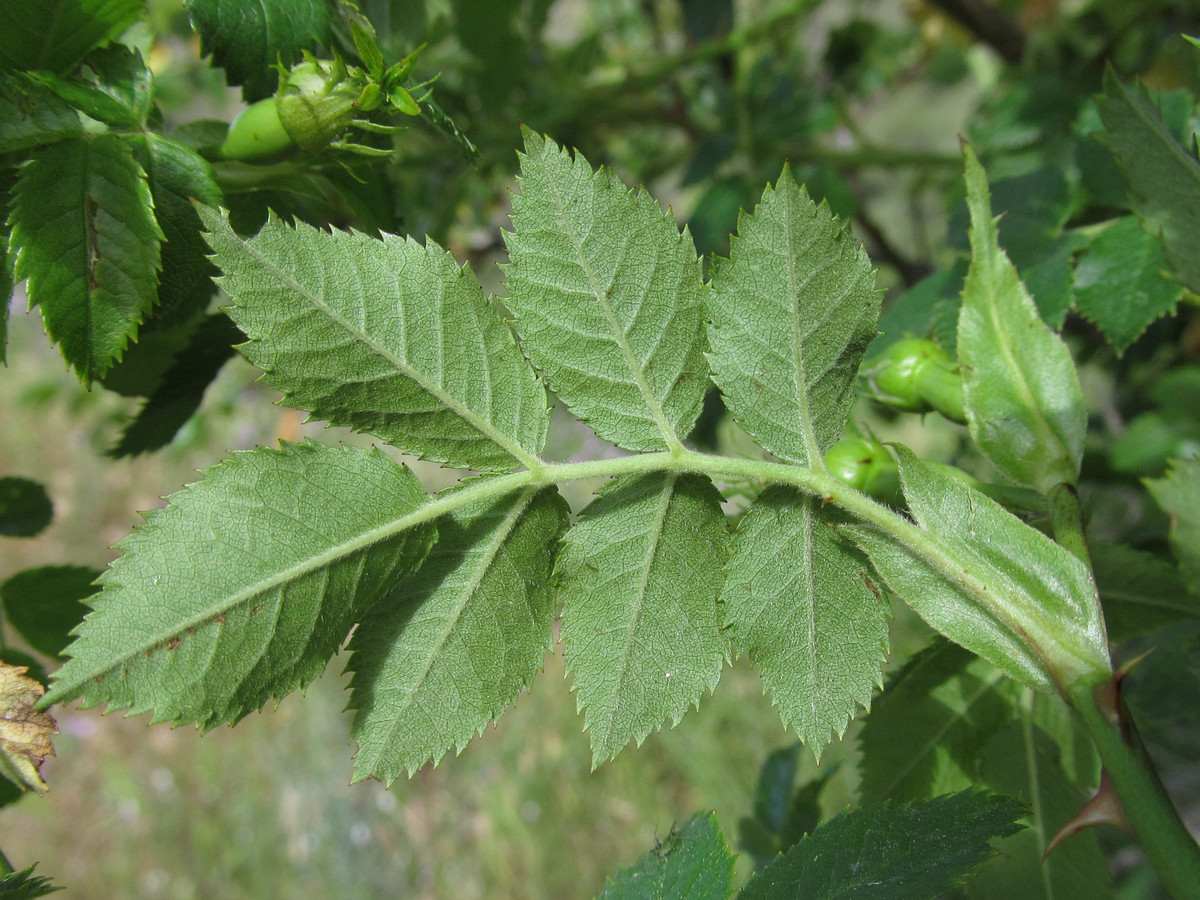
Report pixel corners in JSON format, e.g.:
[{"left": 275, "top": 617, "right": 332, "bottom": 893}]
[
  {"left": 739, "top": 791, "right": 1025, "bottom": 900},
  {"left": 559, "top": 473, "right": 728, "bottom": 764},
  {"left": 957, "top": 144, "right": 1085, "bottom": 494},
  {"left": 186, "top": 0, "right": 332, "bottom": 102},
  {"left": 41, "top": 442, "right": 437, "bottom": 729},
  {"left": 1145, "top": 458, "right": 1200, "bottom": 585},
  {"left": 1091, "top": 542, "right": 1200, "bottom": 640},
  {"left": 0, "top": 863, "right": 60, "bottom": 898},
  {"left": 596, "top": 812, "right": 734, "bottom": 900},
  {"left": 9, "top": 134, "right": 163, "bottom": 382},
  {"left": 0, "top": 76, "right": 82, "bottom": 153},
  {"left": 0, "top": 566, "right": 100, "bottom": 660},
  {"left": 707, "top": 166, "right": 880, "bottom": 465},
  {"left": 503, "top": 130, "right": 709, "bottom": 452},
  {"left": 0, "top": 0, "right": 143, "bottom": 74},
  {"left": 1096, "top": 69, "right": 1200, "bottom": 295},
  {"left": 201, "top": 207, "right": 548, "bottom": 472},
  {"left": 0, "top": 478, "right": 52, "bottom": 538},
  {"left": 1073, "top": 216, "right": 1181, "bottom": 355},
  {"left": 722, "top": 487, "right": 888, "bottom": 757},
  {"left": 346, "top": 486, "right": 568, "bottom": 783}
]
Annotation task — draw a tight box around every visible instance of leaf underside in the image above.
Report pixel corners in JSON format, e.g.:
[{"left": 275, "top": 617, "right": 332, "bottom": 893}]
[
  {"left": 201, "top": 206, "right": 548, "bottom": 472},
  {"left": 346, "top": 486, "right": 569, "bottom": 783},
  {"left": 504, "top": 130, "right": 709, "bottom": 452},
  {"left": 559, "top": 472, "right": 729, "bottom": 765},
  {"left": 722, "top": 486, "right": 888, "bottom": 757},
  {"left": 42, "top": 442, "right": 436, "bottom": 729}
]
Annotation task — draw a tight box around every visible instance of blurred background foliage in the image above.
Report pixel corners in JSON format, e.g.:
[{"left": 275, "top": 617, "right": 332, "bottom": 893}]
[{"left": 3, "top": 0, "right": 1200, "bottom": 896}]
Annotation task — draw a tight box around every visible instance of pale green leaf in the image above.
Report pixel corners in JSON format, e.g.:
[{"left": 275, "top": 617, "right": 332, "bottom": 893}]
[
  {"left": 186, "top": 0, "right": 332, "bottom": 101},
  {"left": 739, "top": 791, "right": 1025, "bottom": 900},
  {"left": 722, "top": 487, "right": 888, "bottom": 757},
  {"left": 346, "top": 486, "right": 568, "bottom": 783},
  {"left": 859, "top": 640, "right": 1012, "bottom": 804},
  {"left": 845, "top": 446, "right": 1110, "bottom": 692},
  {"left": 503, "top": 131, "right": 709, "bottom": 452},
  {"left": 1096, "top": 69, "right": 1200, "bottom": 295},
  {"left": 1146, "top": 457, "right": 1200, "bottom": 585},
  {"left": 596, "top": 812, "right": 735, "bottom": 900},
  {"left": 957, "top": 144, "right": 1085, "bottom": 493},
  {"left": 9, "top": 134, "right": 163, "bottom": 382},
  {"left": 200, "top": 207, "right": 548, "bottom": 473},
  {"left": 707, "top": 166, "right": 880, "bottom": 465},
  {"left": 969, "top": 697, "right": 1112, "bottom": 900},
  {"left": 41, "top": 442, "right": 437, "bottom": 728},
  {"left": 0, "top": 0, "right": 143, "bottom": 73},
  {"left": 559, "top": 473, "right": 728, "bottom": 764},
  {"left": 1074, "top": 216, "right": 1181, "bottom": 355}
]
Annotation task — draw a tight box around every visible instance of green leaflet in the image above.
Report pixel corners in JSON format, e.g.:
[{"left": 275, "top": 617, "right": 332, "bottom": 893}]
[
  {"left": 200, "top": 207, "right": 548, "bottom": 473},
  {"left": 739, "top": 791, "right": 1025, "bottom": 900},
  {"left": 186, "top": 0, "right": 332, "bottom": 102},
  {"left": 722, "top": 487, "right": 889, "bottom": 757},
  {"left": 1096, "top": 68, "right": 1200, "bottom": 296},
  {"left": 858, "top": 640, "right": 1011, "bottom": 804},
  {"left": 0, "top": 565, "right": 100, "bottom": 661},
  {"left": 504, "top": 130, "right": 709, "bottom": 452},
  {"left": 958, "top": 144, "right": 1085, "bottom": 494},
  {"left": 707, "top": 165, "right": 880, "bottom": 466},
  {"left": 1074, "top": 216, "right": 1181, "bottom": 356},
  {"left": 845, "top": 446, "right": 1110, "bottom": 693},
  {"left": 1091, "top": 542, "right": 1200, "bottom": 640},
  {"left": 559, "top": 472, "right": 728, "bottom": 764},
  {"left": 1146, "top": 458, "right": 1200, "bottom": 586},
  {"left": 0, "top": 0, "right": 143, "bottom": 73},
  {"left": 0, "top": 76, "right": 82, "bottom": 154},
  {"left": 0, "top": 477, "right": 52, "bottom": 538},
  {"left": 40, "top": 442, "right": 436, "bottom": 729},
  {"left": 9, "top": 134, "right": 164, "bottom": 383},
  {"left": 596, "top": 812, "right": 735, "bottom": 900},
  {"left": 346, "top": 486, "right": 569, "bottom": 783}
]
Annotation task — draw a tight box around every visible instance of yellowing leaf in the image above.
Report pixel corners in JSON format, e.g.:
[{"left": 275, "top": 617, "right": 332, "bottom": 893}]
[{"left": 0, "top": 662, "right": 57, "bottom": 794}]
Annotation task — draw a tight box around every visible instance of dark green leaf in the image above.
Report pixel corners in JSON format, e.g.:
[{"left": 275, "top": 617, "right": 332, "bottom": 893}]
[
  {"left": 1074, "top": 216, "right": 1181, "bottom": 355},
  {"left": 108, "top": 314, "right": 241, "bottom": 457},
  {"left": 0, "top": 76, "right": 81, "bottom": 153},
  {"left": 559, "top": 473, "right": 728, "bottom": 764},
  {"left": 859, "top": 640, "right": 1012, "bottom": 804},
  {"left": 1092, "top": 542, "right": 1200, "bottom": 639},
  {"left": 346, "top": 486, "right": 568, "bottom": 783},
  {"left": 0, "top": 863, "right": 60, "bottom": 898},
  {"left": 9, "top": 134, "right": 163, "bottom": 383},
  {"left": 739, "top": 791, "right": 1025, "bottom": 900},
  {"left": 957, "top": 144, "right": 1085, "bottom": 493},
  {"left": 504, "top": 131, "right": 709, "bottom": 453},
  {"left": 200, "top": 206, "right": 548, "bottom": 472},
  {"left": 187, "top": 0, "right": 333, "bottom": 102},
  {"left": 0, "top": 478, "right": 52, "bottom": 538},
  {"left": 1, "top": 566, "right": 100, "bottom": 659},
  {"left": 41, "top": 442, "right": 437, "bottom": 729},
  {"left": 1145, "top": 458, "right": 1200, "bottom": 585},
  {"left": 1096, "top": 69, "right": 1200, "bottom": 295},
  {"left": 597, "top": 812, "right": 734, "bottom": 900},
  {"left": 26, "top": 45, "right": 152, "bottom": 127},
  {"left": 722, "top": 487, "right": 888, "bottom": 756},
  {"left": 0, "top": 0, "right": 142, "bottom": 74},
  {"left": 707, "top": 165, "right": 880, "bottom": 465}
]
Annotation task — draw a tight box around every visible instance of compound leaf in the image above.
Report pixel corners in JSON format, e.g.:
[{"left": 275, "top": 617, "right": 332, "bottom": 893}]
[
  {"left": 186, "top": 0, "right": 332, "bottom": 101},
  {"left": 1074, "top": 216, "right": 1181, "bottom": 355},
  {"left": 201, "top": 207, "right": 548, "bottom": 473},
  {"left": 740, "top": 791, "right": 1025, "bottom": 900},
  {"left": 41, "top": 442, "right": 437, "bottom": 729},
  {"left": 722, "top": 487, "right": 888, "bottom": 757},
  {"left": 346, "top": 486, "right": 568, "bottom": 783},
  {"left": 596, "top": 812, "right": 735, "bottom": 900},
  {"left": 958, "top": 144, "right": 1085, "bottom": 494},
  {"left": 9, "top": 134, "right": 163, "bottom": 383},
  {"left": 845, "top": 446, "right": 1110, "bottom": 693},
  {"left": 504, "top": 130, "right": 709, "bottom": 452},
  {"left": 1096, "top": 69, "right": 1200, "bottom": 295},
  {"left": 708, "top": 166, "right": 880, "bottom": 465},
  {"left": 559, "top": 473, "right": 728, "bottom": 764}
]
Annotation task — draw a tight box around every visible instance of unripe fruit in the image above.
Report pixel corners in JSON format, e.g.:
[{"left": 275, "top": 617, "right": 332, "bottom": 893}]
[
  {"left": 218, "top": 97, "right": 295, "bottom": 160},
  {"left": 862, "top": 338, "right": 965, "bottom": 422},
  {"left": 275, "top": 57, "right": 362, "bottom": 154},
  {"left": 824, "top": 437, "right": 901, "bottom": 504}
]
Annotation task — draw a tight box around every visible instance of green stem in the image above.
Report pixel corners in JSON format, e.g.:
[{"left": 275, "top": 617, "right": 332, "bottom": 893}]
[
  {"left": 1069, "top": 679, "right": 1200, "bottom": 900},
  {"left": 1048, "top": 481, "right": 1091, "bottom": 569}
]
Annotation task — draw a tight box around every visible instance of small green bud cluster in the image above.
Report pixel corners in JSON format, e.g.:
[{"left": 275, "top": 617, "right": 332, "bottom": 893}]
[
  {"left": 861, "top": 338, "right": 965, "bottom": 422},
  {"left": 824, "top": 437, "right": 901, "bottom": 504}
]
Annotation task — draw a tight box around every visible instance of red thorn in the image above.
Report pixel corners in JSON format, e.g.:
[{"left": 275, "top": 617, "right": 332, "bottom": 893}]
[{"left": 1045, "top": 769, "right": 1131, "bottom": 858}]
